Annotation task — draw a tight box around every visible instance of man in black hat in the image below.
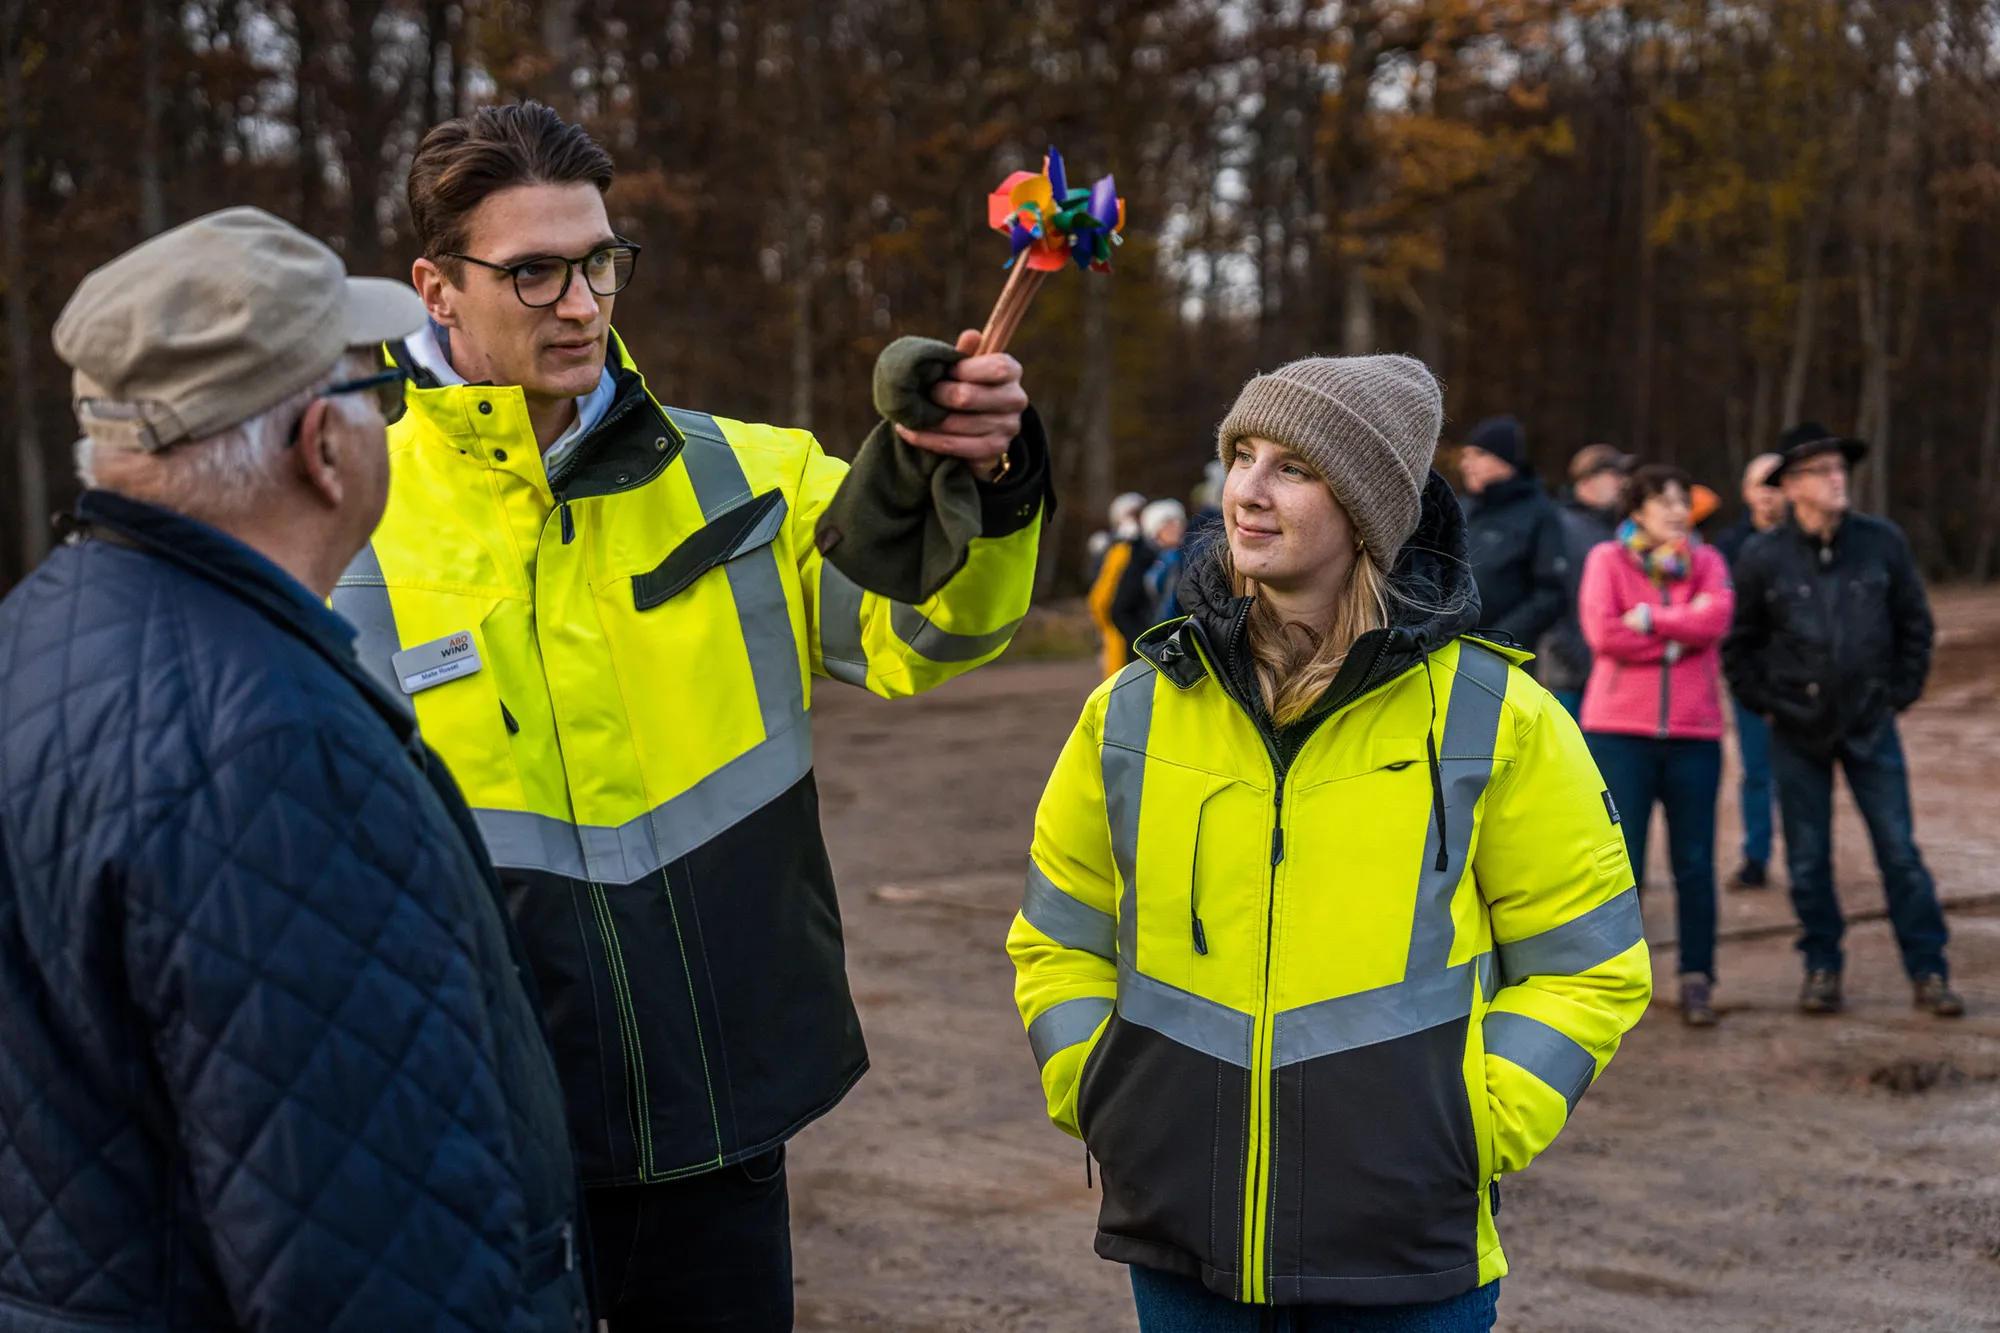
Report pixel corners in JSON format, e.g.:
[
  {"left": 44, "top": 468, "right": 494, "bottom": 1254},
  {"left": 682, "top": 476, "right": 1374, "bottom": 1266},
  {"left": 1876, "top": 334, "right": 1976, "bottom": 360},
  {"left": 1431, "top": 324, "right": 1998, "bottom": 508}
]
[
  {"left": 1457, "top": 415, "right": 1569, "bottom": 659},
  {"left": 1722, "top": 422, "right": 1960, "bottom": 1017}
]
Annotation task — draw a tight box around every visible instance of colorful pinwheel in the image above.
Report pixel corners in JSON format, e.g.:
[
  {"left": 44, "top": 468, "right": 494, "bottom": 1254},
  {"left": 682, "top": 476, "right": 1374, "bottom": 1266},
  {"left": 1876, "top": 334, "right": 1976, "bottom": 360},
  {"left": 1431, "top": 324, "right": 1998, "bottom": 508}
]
[{"left": 977, "top": 147, "right": 1126, "bottom": 353}]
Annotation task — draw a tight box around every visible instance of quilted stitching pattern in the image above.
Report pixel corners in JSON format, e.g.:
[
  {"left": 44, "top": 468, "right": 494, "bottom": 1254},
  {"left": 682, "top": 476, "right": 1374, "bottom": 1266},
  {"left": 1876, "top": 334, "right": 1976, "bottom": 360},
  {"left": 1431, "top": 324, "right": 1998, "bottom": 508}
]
[{"left": 0, "top": 508, "right": 583, "bottom": 1332}]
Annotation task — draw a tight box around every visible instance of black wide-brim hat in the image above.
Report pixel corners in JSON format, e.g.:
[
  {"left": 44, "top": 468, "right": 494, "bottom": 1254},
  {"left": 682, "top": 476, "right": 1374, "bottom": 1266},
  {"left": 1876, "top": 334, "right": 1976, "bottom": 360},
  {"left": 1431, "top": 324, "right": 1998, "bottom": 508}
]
[{"left": 1765, "top": 421, "right": 1868, "bottom": 486}]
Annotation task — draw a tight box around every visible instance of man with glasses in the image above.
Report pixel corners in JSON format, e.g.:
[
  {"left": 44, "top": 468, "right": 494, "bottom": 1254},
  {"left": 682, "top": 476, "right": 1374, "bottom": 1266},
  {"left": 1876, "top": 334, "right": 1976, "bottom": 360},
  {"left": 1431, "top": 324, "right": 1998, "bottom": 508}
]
[
  {"left": 0, "top": 208, "right": 587, "bottom": 1330},
  {"left": 332, "top": 104, "right": 1050, "bottom": 1330},
  {"left": 1723, "top": 423, "right": 1961, "bottom": 1018}
]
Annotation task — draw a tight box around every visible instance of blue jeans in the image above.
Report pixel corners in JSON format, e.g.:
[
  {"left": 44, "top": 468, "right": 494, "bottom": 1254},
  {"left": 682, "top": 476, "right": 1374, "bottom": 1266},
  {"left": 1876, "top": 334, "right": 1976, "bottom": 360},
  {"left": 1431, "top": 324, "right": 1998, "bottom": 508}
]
[
  {"left": 1550, "top": 689, "right": 1584, "bottom": 721},
  {"left": 1768, "top": 719, "right": 1949, "bottom": 980},
  {"left": 1583, "top": 732, "right": 1721, "bottom": 979},
  {"left": 1733, "top": 700, "right": 1774, "bottom": 866},
  {"left": 1130, "top": 1268, "right": 1499, "bottom": 1333}
]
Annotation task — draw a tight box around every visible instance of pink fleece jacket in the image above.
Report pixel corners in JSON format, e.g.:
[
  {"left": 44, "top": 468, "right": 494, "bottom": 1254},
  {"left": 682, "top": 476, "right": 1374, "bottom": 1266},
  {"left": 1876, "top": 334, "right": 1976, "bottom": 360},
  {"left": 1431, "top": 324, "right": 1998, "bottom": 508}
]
[{"left": 1577, "top": 540, "right": 1735, "bottom": 740}]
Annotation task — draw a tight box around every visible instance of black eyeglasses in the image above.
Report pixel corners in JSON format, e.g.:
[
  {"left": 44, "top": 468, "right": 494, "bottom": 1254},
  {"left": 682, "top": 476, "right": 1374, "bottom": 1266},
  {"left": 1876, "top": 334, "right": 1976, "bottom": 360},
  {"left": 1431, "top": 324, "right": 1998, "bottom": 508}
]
[
  {"left": 324, "top": 365, "right": 410, "bottom": 423},
  {"left": 443, "top": 240, "right": 642, "bottom": 308}
]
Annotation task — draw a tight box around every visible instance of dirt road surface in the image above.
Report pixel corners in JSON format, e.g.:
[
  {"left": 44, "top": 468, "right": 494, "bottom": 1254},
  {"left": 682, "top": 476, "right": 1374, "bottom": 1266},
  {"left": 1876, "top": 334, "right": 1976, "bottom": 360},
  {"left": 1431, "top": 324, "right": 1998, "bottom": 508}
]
[{"left": 788, "top": 588, "right": 2000, "bottom": 1332}]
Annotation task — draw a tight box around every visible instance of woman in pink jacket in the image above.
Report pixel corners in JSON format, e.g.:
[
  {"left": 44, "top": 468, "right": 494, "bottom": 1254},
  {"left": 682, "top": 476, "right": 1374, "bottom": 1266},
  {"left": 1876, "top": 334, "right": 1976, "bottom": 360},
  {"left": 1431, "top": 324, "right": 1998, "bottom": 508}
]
[{"left": 1579, "top": 464, "right": 1734, "bottom": 1027}]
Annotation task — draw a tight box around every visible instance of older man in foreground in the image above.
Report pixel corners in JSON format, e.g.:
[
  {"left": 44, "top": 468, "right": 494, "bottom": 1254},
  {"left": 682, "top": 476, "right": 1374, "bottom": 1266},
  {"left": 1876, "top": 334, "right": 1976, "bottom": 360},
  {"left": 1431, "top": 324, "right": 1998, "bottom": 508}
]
[{"left": 0, "top": 208, "right": 587, "bottom": 1331}]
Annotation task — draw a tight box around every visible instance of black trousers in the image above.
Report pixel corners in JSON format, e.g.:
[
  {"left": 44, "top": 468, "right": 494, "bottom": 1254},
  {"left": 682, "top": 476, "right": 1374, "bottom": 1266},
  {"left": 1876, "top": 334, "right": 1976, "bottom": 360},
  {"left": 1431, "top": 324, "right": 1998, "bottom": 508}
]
[{"left": 588, "top": 1146, "right": 793, "bottom": 1332}]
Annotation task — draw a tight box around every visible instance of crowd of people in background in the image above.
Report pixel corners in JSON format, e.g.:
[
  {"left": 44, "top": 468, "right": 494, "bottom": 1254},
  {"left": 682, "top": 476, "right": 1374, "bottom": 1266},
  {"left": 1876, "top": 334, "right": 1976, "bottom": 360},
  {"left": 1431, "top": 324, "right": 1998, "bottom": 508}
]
[{"left": 1092, "top": 413, "right": 1965, "bottom": 1034}]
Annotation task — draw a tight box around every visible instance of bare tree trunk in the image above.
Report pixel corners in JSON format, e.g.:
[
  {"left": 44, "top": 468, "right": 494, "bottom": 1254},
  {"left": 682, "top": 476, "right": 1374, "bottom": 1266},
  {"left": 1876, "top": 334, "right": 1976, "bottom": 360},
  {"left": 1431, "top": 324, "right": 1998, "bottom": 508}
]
[
  {"left": 1780, "top": 194, "right": 1833, "bottom": 429},
  {"left": 295, "top": 0, "right": 317, "bottom": 233},
  {"left": 1080, "top": 275, "right": 1114, "bottom": 526},
  {"left": 786, "top": 182, "right": 812, "bottom": 429},
  {"left": 1748, "top": 351, "right": 1776, "bottom": 466},
  {"left": 1630, "top": 103, "right": 1659, "bottom": 455},
  {"left": 139, "top": 0, "right": 164, "bottom": 235},
  {"left": 1973, "top": 299, "right": 2000, "bottom": 580},
  {"left": 425, "top": 0, "right": 454, "bottom": 126},
  {"left": 540, "top": 0, "right": 578, "bottom": 117},
  {"left": 3, "top": 0, "right": 44, "bottom": 572},
  {"left": 1339, "top": 255, "right": 1374, "bottom": 356},
  {"left": 1852, "top": 228, "right": 1891, "bottom": 514}
]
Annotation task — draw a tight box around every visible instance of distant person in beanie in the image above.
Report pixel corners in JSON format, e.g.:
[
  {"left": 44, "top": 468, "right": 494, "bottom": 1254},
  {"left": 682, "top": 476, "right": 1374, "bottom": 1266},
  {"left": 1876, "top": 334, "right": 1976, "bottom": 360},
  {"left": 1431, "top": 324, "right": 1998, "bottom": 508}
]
[
  {"left": 1011, "top": 356, "right": 1649, "bottom": 1331},
  {"left": 1723, "top": 423, "right": 1961, "bottom": 1018},
  {"left": 1456, "top": 415, "right": 1569, "bottom": 663},
  {"left": 1712, "top": 452, "right": 1788, "bottom": 890},
  {"left": 1090, "top": 490, "right": 1149, "bottom": 677},
  {"left": 1538, "top": 443, "right": 1635, "bottom": 718}
]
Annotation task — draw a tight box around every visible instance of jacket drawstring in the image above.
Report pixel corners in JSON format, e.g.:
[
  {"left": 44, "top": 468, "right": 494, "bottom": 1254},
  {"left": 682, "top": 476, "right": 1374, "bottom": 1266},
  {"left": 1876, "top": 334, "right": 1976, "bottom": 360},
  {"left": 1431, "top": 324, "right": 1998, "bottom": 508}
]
[{"left": 1424, "top": 658, "right": 1449, "bottom": 873}]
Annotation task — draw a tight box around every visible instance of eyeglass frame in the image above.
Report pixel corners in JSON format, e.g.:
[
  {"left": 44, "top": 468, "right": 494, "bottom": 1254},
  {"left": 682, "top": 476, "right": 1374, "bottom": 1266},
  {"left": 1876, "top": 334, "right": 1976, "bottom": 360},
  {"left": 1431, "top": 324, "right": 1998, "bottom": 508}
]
[
  {"left": 1786, "top": 457, "right": 1848, "bottom": 481},
  {"left": 441, "top": 239, "right": 644, "bottom": 308},
  {"left": 288, "top": 364, "right": 411, "bottom": 443}
]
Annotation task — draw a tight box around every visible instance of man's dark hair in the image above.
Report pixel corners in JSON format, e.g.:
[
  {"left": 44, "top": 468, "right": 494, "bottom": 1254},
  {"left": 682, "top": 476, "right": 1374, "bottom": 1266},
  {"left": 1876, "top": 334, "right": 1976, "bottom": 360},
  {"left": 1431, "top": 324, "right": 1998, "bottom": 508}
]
[
  {"left": 1621, "top": 462, "right": 1693, "bottom": 516},
  {"left": 408, "top": 102, "right": 615, "bottom": 273}
]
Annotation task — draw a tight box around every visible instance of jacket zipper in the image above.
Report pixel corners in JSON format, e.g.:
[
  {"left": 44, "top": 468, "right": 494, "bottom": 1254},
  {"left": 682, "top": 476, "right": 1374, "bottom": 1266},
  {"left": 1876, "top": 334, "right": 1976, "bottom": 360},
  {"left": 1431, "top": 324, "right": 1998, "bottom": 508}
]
[
  {"left": 546, "top": 389, "right": 650, "bottom": 497},
  {"left": 1655, "top": 582, "right": 1674, "bottom": 739}
]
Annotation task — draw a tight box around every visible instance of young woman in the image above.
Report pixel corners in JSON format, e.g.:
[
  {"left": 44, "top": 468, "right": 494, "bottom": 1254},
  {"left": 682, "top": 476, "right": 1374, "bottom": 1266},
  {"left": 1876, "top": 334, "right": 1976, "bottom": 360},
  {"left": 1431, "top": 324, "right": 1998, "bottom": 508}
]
[
  {"left": 1010, "top": 356, "right": 1652, "bottom": 1332},
  {"left": 1578, "top": 464, "right": 1734, "bottom": 1027}
]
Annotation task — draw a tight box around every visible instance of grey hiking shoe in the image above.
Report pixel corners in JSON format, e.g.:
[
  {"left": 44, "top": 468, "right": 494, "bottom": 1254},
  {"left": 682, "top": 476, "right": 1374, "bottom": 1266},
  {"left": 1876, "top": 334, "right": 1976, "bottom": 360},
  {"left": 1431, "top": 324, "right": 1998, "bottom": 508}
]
[
  {"left": 1679, "top": 974, "right": 1717, "bottom": 1028},
  {"left": 1799, "top": 969, "right": 1843, "bottom": 1014},
  {"left": 1912, "top": 975, "right": 1965, "bottom": 1018}
]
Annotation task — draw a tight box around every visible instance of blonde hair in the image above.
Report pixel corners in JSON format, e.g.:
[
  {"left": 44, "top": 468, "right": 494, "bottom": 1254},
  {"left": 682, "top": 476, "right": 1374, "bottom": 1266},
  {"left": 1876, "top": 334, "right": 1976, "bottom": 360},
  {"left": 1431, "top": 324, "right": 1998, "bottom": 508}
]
[{"left": 1221, "top": 539, "right": 1391, "bottom": 726}]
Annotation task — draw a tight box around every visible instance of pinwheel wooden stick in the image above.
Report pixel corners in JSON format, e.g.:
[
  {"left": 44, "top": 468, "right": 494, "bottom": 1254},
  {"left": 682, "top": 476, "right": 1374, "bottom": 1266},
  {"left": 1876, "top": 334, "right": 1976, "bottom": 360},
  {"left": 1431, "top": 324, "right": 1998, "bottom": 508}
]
[{"left": 975, "top": 146, "right": 1126, "bottom": 357}]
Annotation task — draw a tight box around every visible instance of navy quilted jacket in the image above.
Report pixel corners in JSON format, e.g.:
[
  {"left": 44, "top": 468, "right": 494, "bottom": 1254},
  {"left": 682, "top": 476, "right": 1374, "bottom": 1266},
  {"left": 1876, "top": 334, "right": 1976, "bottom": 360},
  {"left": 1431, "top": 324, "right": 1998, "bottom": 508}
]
[{"left": 0, "top": 492, "right": 587, "bottom": 1333}]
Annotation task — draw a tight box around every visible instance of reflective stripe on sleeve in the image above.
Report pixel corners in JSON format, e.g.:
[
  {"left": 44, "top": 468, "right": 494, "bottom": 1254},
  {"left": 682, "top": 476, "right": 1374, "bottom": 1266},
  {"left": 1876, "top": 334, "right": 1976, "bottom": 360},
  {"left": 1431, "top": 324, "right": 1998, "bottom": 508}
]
[
  {"left": 1497, "top": 887, "right": 1644, "bottom": 987},
  {"left": 888, "top": 602, "right": 1022, "bottom": 663},
  {"left": 816, "top": 563, "right": 870, "bottom": 687},
  {"left": 1022, "top": 860, "right": 1117, "bottom": 960},
  {"left": 1028, "top": 995, "right": 1115, "bottom": 1069},
  {"left": 1484, "top": 1010, "right": 1597, "bottom": 1115}
]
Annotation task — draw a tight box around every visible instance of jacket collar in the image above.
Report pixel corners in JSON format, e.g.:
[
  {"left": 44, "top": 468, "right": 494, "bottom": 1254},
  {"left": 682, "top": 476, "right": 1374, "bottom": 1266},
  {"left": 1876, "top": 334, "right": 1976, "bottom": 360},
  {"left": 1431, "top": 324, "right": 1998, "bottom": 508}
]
[
  {"left": 1137, "top": 469, "right": 1484, "bottom": 716},
  {"left": 71, "top": 490, "right": 417, "bottom": 744}
]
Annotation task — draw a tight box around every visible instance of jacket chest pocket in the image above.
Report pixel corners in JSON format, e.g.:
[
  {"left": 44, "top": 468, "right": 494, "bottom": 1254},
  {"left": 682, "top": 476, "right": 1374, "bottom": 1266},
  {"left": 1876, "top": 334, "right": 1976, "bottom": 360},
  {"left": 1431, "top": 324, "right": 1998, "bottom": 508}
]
[{"left": 631, "top": 489, "right": 788, "bottom": 611}]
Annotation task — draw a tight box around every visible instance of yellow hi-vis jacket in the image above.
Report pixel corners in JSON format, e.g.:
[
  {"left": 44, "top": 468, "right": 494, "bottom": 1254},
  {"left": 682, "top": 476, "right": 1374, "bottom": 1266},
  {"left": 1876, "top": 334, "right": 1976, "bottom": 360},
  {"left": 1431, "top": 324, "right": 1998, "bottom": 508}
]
[
  {"left": 1008, "top": 514, "right": 1649, "bottom": 1306},
  {"left": 333, "top": 333, "right": 1049, "bottom": 1186}
]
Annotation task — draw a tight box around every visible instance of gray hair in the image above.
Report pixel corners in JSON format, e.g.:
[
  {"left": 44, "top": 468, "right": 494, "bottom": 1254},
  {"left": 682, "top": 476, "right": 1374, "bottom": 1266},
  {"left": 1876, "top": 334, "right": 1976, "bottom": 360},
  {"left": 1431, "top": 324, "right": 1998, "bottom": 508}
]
[{"left": 76, "top": 349, "right": 375, "bottom": 518}]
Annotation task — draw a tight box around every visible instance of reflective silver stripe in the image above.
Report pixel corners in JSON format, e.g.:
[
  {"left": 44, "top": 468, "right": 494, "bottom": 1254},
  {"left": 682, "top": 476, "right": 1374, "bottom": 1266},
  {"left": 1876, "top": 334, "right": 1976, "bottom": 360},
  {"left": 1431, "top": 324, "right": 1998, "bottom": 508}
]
[
  {"left": 1497, "top": 887, "right": 1644, "bottom": 987},
  {"left": 1022, "top": 859, "right": 1116, "bottom": 960},
  {"left": 1100, "top": 661, "right": 1156, "bottom": 962},
  {"left": 816, "top": 563, "right": 870, "bottom": 688},
  {"left": 888, "top": 602, "right": 1023, "bottom": 663},
  {"left": 1272, "top": 955, "right": 1490, "bottom": 1068},
  {"left": 1477, "top": 951, "right": 1498, "bottom": 1003},
  {"left": 1406, "top": 643, "right": 1511, "bottom": 975},
  {"left": 1484, "top": 1010, "right": 1597, "bottom": 1115},
  {"left": 330, "top": 542, "right": 413, "bottom": 721},
  {"left": 1028, "top": 995, "right": 1114, "bottom": 1069},
  {"left": 472, "top": 720, "right": 814, "bottom": 883},
  {"left": 672, "top": 410, "right": 805, "bottom": 744},
  {"left": 1118, "top": 961, "right": 1255, "bottom": 1069}
]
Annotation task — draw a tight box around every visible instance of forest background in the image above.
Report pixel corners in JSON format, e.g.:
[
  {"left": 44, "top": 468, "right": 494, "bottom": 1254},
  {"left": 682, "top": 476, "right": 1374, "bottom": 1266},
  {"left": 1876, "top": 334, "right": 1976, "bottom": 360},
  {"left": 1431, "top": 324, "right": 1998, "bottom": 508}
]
[{"left": 6, "top": 0, "right": 2000, "bottom": 595}]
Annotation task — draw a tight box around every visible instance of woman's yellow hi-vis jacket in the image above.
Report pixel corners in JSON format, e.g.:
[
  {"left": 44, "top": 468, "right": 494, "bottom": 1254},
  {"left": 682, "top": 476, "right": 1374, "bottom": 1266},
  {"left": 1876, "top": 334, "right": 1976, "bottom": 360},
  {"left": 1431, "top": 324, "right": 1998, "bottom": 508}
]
[
  {"left": 1009, "top": 478, "right": 1651, "bottom": 1306},
  {"left": 333, "top": 333, "right": 1049, "bottom": 1186}
]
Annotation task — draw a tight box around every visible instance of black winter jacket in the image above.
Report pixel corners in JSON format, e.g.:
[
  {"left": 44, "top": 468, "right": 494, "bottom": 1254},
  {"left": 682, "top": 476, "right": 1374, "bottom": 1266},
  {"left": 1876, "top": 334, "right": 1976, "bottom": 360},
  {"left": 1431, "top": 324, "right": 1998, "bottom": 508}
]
[
  {"left": 1460, "top": 471, "right": 1568, "bottom": 657},
  {"left": 1721, "top": 512, "right": 1933, "bottom": 759},
  {"left": 1534, "top": 498, "right": 1619, "bottom": 693},
  {"left": 0, "top": 493, "right": 585, "bottom": 1333}
]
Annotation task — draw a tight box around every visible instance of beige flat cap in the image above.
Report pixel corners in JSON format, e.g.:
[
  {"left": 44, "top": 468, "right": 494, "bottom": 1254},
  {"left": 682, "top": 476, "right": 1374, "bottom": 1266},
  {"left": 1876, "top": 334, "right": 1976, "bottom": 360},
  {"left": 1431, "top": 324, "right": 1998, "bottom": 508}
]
[{"left": 54, "top": 206, "right": 424, "bottom": 452}]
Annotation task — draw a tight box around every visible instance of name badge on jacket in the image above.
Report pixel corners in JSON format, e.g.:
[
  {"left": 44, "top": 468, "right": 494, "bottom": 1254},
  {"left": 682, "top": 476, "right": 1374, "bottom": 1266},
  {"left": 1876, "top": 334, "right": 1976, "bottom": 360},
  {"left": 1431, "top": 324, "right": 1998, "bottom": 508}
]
[{"left": 392, "top": 631, "right": 482, "bottom": 694}]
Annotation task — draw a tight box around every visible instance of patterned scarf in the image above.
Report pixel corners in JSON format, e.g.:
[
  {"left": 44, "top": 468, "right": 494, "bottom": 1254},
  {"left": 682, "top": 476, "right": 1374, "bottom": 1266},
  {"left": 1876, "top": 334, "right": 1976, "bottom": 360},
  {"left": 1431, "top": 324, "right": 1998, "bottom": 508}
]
[{"left": 1617, "top": 518, "right": 1691, "bottom": 584}]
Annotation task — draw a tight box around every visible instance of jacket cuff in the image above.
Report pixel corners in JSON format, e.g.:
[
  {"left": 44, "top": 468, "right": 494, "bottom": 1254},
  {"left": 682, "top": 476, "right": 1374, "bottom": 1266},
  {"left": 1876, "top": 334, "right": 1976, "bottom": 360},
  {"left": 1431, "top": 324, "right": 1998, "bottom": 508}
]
[{"left": 977, "top": 406, "right": 1053, "bottom": 538}]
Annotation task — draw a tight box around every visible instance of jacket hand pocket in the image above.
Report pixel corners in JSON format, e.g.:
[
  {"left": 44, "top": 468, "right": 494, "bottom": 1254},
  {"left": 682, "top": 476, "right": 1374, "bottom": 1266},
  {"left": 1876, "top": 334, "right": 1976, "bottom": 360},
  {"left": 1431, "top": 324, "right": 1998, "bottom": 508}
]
[{"left": 632, "top": 489, "right": 788, "bottom": 610}]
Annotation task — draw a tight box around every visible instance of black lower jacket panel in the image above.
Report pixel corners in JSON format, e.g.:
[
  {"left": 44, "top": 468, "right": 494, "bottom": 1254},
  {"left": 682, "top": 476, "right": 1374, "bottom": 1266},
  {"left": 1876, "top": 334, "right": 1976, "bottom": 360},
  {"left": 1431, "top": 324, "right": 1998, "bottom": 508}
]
[
  {"left": 1266, "top": 1015, "right": 1482, "bottom": 1305},
  {"left": 1078, "top": 1013, "right": 1251, "bottom": 1298},
  {"left": 503, "top": 773, "right": 868, "bottom": 1185}
]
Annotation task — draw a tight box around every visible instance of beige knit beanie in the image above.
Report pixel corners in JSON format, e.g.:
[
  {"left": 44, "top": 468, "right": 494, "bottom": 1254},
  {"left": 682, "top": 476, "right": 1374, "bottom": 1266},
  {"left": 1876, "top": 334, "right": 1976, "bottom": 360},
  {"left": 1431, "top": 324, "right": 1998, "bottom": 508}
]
[{"left": 1216, "top": 354, "right": 1444, "bottom": 570}]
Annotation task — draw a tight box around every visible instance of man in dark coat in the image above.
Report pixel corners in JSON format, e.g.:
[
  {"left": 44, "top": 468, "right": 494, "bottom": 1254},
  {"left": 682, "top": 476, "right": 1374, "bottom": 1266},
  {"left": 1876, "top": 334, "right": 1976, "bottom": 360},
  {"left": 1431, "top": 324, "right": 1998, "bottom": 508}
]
[
  {"left": 1711, "top": 451, "right": 1787, "bottom": 890},
  {"left": 1722, "top": 423, "right": 1961, "bottom": 1018},
  {"left": 1536, "top": 442, "right": 1633, "bottom": 716},
  {"left": 1456, "top": 415, "right": 1569, "bottom": 658},
  {"left": 0, "top": 209, "right": 588, "bottom": 1331}
]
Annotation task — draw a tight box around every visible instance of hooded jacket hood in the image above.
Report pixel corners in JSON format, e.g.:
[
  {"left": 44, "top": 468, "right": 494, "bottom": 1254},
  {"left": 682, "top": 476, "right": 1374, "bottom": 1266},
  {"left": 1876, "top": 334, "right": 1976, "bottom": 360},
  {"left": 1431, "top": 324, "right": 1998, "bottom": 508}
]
[{"left": 1142, "top": 469, "right": 1483, "bottom": 748}]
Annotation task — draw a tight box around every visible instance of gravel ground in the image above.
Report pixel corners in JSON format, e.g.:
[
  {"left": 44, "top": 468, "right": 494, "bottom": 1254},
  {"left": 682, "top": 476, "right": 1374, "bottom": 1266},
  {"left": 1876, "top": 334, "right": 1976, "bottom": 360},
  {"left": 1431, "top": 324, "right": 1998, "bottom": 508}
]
[{"left": 786, "top": 587, "right": 2000, "bottom": 1332}]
